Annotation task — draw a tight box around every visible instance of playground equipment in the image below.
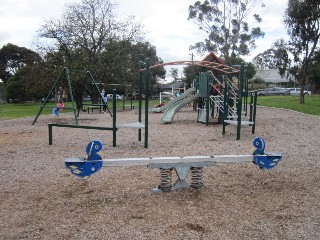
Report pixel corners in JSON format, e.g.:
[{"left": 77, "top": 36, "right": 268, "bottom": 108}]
[
  {"left": 152, "top": 88, "right": 193, "bottom": 113},
  {"left": 148, "top": 59, "right": 256, "bottom": 140},
  {"left": 48, "top": 89, "right": 145, "bottom": 147},
  {"left": 107, "top": 83, "right": 134, "bottom": 111},
  {"left": 160, "top": 93, "right": 198, "bottom": 123},
  {"left": 195, "top": 65, "right": 258, "bottom": 140},
  {"left": 138, "top": 57, "right": 256, "bottom": 146},
  {"left": 32, "top": 68, "right": 111, "bottom": 125},
  {"left": 155, "top": 87, "right": 197, "bottom": 123},
  {"left": 64, "top": 137, "right": 282, "bottom": 192}
]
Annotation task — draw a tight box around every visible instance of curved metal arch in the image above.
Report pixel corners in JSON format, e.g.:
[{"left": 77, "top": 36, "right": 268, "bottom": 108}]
[{"left": 140, "top": 60, "right": 239, "bottom": 74}]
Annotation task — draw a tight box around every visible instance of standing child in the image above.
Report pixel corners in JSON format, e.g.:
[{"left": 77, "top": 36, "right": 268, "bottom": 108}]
[{"left": 102, "top": 91, "right": 108, "bottom": 112}]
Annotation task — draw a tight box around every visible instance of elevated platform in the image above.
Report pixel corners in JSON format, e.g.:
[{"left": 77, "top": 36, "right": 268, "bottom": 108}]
[
  {"left": 224, "top": 120, "right": 254, "bottom": 126},
  {"left": 117, "top": 122, "right": 145, "bottom": 129}
]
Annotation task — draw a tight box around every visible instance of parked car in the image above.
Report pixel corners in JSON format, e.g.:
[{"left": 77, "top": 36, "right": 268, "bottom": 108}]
[
  {"left": 116, "top": 94, "right": 124, "bottom": 100},
  {"left": 128, "top": 93, "right": 146, "bottom": 100},
  {"left": 151, "top": 93, "right": 171, "bottom": 100},
  {"left": 288, "top": 88, "right": 311, "bottom": 96},
  {"left": 106, "top": 94, "right": 124, "bottom": 100},
  {"left": 41, "top": 98, "right": 57, "bottom": 103},
  {"left": 151, "top": 94, "right": 160, "bottom": 100},
  {"left": 83, "top": 96, "right": 91, "bottom": 101},
  {"left": 257, "top": 87, "right": 290, "bottom": 96}
]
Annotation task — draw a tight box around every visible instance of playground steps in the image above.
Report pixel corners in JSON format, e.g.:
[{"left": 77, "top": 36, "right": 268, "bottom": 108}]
[
  {"left": 210, "top": 95, "right": 237, "bottom": 118},
  {"left": 227, "top": 114, "right": 250, "bottom": 120},
  {"left": 210, "top": 95, "right": 252, "bottom": 124}
]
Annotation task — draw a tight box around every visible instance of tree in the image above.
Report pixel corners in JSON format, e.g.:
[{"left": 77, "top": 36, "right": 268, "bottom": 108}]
[
  {"left": 306, "top": 50, "right": 320, "bottom": 92},
  {"left": 223, "top": 56, "right": 256, "bottom": 80},
  {"left": 37, "top": 0, "right": 143, "bottom": 76},
  {"left": 170, "top": 68, "right": 179, "bottom": 82},
  {"left": 5, "top": 62, "right": 50, "bottom": 102},
  {"left": 188, "top": 0, "right": 265, "bottom": 59},
  {"left": 252, "top": 39, "right": 291, "bottom": 77},
  {"left": 284, "top": 0, "right": 320, "bottom": 103},
  {"left": 183, "top": 65, "right": 201, "bottom": 89},
  {"left": 36, "top": 0, "right": 165, "bottom": 106},
  {"left": 0, "top": 43, "right": 41, "bottom": 85}
]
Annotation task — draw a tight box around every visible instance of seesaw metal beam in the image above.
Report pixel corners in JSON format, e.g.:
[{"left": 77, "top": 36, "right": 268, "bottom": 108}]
[
  {"left": 64, "top": 137, "right": 282, "bottom": 192},
  {"left": 65, "top": 154, "right": 253, "bottom": 167}
]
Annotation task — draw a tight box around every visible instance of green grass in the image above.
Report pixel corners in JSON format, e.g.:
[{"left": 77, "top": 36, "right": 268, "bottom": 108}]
[
  {"left": 0, "top": 100, "right": 165, "bottom": 120},
  {"left": 256, "top": 94, "right": 320, "bottom": 116},
  {"left": 1, "top": 95, "right": 319, "bottom": 120}
]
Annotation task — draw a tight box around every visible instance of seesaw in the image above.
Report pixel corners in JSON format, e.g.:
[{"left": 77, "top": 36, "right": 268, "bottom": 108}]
[{"left": 64, "top": 137, "right": 282, "bottom": 192}]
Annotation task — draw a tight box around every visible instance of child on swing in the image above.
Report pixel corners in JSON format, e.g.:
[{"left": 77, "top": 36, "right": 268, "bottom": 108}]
[{"left": 52, "top": 98, "right": 64, "bottom": 117}]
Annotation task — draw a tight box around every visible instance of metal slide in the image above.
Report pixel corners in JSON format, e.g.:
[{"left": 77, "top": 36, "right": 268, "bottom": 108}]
[
  {"left": 160, "top": 94, "right": 198, "bottom": 123},
  {"left": 152, "top": 87, "right": 196, "bottom": 113}
]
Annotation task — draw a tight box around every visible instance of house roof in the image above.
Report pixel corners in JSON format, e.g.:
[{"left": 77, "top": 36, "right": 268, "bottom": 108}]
[
  {"left": 202, "top": 52, "right": 225, "bottom": 65},
  {"left": 254, "top": 69, "right": 290, "bottom": 83}
]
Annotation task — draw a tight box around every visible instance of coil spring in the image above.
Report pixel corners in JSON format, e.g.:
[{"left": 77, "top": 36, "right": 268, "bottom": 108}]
[
  {"left": 159, "top": 168, "right": 173, "bottom": 192},
  {"left": 190, "top": 167, "right": 204, "bottom": 189}
]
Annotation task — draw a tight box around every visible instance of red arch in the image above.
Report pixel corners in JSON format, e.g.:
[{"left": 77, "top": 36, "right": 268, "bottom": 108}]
[{"left": 141, "top": 60, "right": 239, "bottom": 74}]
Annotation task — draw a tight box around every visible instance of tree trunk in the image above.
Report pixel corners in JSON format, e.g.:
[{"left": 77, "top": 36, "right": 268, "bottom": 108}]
[{"left": 299, "top": 90, "right": 304, "bottom": 104}]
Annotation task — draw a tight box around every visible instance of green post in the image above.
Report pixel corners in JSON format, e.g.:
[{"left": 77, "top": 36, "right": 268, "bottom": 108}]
[
  {"left": 237, "top": 63, "right": 245, "bottom": 140},
  {"left": 48, "top": 123, "right": 115, "bottom": 145},
  {"left": 205, "top": 73, "right": 209, "bottom": 126},
  {"left": 144, "top": 59, "right": 150, "bottom": 148},
  {"left": 249, "top": 92, "right": 253, "bottom": 122},
  {"left": 138, "top": 62, "right": 143, "bottom": 141},
  {"left": 222, "top": 75, "right": 228, "bottom": 135},
  {"left": 48, "top": 124, "right": 53, "bottom": 145},
  {"left": 112, "top": 89, "right": 117, "bottom": 147},
  {"left": 252, "top": 91, "right": 257, "bottom": 134},
  {"left": 242, "top": 67, "right": 247, "bottom": 115},
  {"left": 218, "top": 78, "right": 224, "bottom": 124}
]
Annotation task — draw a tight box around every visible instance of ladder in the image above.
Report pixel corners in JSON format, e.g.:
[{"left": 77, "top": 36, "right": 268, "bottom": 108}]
[{"left": 210, "top": 95, "right": 251, "bottom": 123}]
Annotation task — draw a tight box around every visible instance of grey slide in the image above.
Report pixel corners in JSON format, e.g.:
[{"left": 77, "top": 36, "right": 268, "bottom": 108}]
[
  {"left": 152, "top": 87, "right": 196, "bottom": 113},
  {"left": 160, "top": 94, "right": 198, "bottom": 124}
]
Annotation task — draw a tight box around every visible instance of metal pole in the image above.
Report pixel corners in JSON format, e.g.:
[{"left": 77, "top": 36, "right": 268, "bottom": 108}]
[
  {"left": 237, "top": 63, "right": 245, "bottom": 140},
  {"left": 48, "top": 124, "right": 53, "bottom": 145},
  {"left": 144, "top": 58, "right": 150, "bottom": 148},
  {"left": 252, "top": 91, "right": 257, "bottom": 134},
  {"left": 249, "top": 92, "right": 253, "bottom": 122},
  {"left": 138, "top": 63, "right": 142, "bottom": 141},
  {"left": 222, "top": 75, "right": 228, "bottom": 135},
  {"left": 113, "top": 89, "right": 117, "bottom": 147},
  {"left": 48, "top": 123, "right": 115, "bottom": 145},
  {"left": 206, "top": 73, "right": 209, "bottom": 126}
]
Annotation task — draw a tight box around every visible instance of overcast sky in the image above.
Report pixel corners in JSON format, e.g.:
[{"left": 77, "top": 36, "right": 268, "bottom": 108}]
[{"left": 0, "top": 0, "right": 288, "bottom": 78}]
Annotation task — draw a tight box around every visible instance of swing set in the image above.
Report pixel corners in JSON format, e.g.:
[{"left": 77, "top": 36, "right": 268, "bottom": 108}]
[{"left": 32, "top": 67, "right": 111, "bottom": 125}]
